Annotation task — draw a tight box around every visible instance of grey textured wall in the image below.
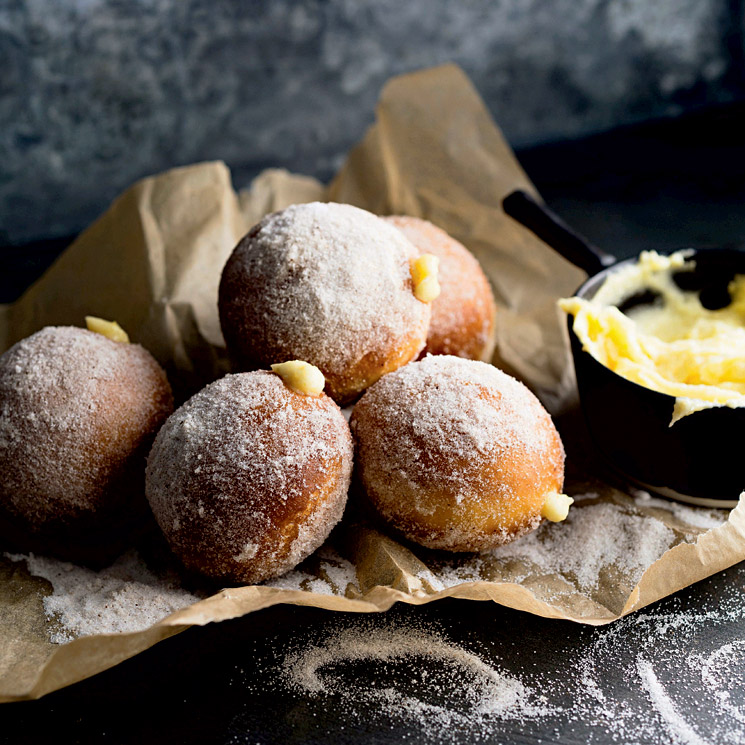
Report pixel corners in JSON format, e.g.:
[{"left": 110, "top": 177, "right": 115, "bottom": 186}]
[{"left": 1, "top": 0, "right": 743, "bottom": 245}]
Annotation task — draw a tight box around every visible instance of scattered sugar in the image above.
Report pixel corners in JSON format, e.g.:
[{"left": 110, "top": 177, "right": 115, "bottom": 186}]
[
  {"left": 5, "top": 550, "right": 201, "bottom": 643},
  {"left": 4, "top": 505, "right": 743, "bottom": 745},
  {"left": 696, "top": 641, "right": 745, "bottom": 725},
  {"left": 637, "top": 657, "right": 709, "bottom": 745},
  {"left": 427, "top": 498, "right": 678, "bottom": 595},
  {"left": 491, "top": 502, "right": 677, "bottom": 591},
  {"left": 281, "top": 621, "right": 554, "bottom": 739},
  {"left": 631, "top": 488, "right": 729, "bottom": 530},
  {"left": 244, "top": 584, "right": 745, "bottom": 744},
  {"left": 266, "top": 547, "right": 359, "bottom": 596},
  {"left": 567, "top": 590, "right": 745, "bottom": 744},
  {"left": 2, "top": 489, "right": 725, "bottom": 648}
]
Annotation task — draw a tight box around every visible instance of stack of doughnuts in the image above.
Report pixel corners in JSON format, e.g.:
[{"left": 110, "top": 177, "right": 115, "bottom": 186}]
[{"left": 0, "top": 201, "right": 571, "bottom": 585}]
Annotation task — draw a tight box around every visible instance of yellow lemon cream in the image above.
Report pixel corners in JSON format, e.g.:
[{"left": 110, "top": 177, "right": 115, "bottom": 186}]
[{"left": 560, "top": 251, "right": 745, "bottom": 425}]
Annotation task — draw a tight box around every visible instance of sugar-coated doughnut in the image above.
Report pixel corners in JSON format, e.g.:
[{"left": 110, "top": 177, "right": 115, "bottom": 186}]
[
  {"left": 0, "top": 326, "right": 173, "bottom": 559},
  {"left": 385, "top": 216, "right": 497, "bottom": 362},
  {"left": 218, "top": 203, "right": 431, "bottom": 406},
  {"left": 350, "top": 356, "right": 566, "bottom": 552},
  {"left": 145, "top": 371, "right": 354, "bottom": 584}
]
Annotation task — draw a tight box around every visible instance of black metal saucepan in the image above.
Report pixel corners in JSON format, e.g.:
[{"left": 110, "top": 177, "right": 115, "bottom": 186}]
[{"left": 503, "top": 190, "right": 745, "bottom": 508}]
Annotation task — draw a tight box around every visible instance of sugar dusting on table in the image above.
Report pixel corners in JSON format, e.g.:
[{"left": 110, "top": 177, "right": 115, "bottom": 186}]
[
  {"left": 696, "top": 640, "right": 745, "bottom": 725},
  {"left": 569, "top": 591, "right": 745, "bottom": 745},
  {"left": 637, "top": 658, "right": 709, "bottom": 745},
  {"left": 282, "top": 623, "right": 555, "bottom": 734},
  {"left": 3, "top": 494, "right": 742, "bottom": 744},
  {"left": 233, "top": 494, "right": 738, "bottom": 744},
  {"left": 247, "top": 580, "right": 745, "bottom": 744}
]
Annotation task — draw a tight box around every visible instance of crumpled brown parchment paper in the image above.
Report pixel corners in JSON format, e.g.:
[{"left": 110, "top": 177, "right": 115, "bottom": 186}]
[{"left": 1, "top": 64, "right": 744, "bottom": 702}]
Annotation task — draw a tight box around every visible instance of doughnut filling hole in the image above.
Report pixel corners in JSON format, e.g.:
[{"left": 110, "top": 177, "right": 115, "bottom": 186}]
[
  {"left": 85, "top": 316, "right": 130, "bottom": 344},
  {"left": 385, "top": 216, "right": 497, "bottom": 362},
  {"left": 271, "top": 360, "right": 325, "bottom": 396},
  {"left": 410, "top": 254, "right": 441, "bottom": 303},
  {"left": 541, "top": 492, "right": 574, "bottom": 522}
]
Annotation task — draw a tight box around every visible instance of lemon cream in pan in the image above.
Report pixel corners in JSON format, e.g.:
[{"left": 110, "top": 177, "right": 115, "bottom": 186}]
[{"left": 560, "top": 251, "right": 745, "bottom": 424}]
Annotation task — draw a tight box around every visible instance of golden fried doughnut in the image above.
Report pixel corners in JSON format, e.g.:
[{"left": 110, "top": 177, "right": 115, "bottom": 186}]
[
  {"left": 145, "top": 370, "right": 353, "bottom": 584},
  {"left": 385, "top": 216, "right": 497, "bottom": 361},
  {"left": 0, "top": 326, "right": 173, "bottom": 560},
  {"left": 350, "top": 356, "right": 567, "bottom": 552},
  {"left": 218, "top": 203, "right": 431, "bottom": 405}
]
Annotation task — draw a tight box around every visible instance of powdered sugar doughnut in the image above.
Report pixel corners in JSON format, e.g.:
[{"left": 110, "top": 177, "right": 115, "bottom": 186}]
[
  {"left": 218, "top": 203, "right": 430, "bottom": 406},
  {"left": 350, "top": 356, "right": 565, "bottom": 552},
  {"left": 385, "top": 216, "right": 497, "bottom": 362},
  {"left": 0, "top": 326, "right": 173, "bottom": 560},
  {"left": 145, "top": 371, "right": 353, "bottom": 584}
]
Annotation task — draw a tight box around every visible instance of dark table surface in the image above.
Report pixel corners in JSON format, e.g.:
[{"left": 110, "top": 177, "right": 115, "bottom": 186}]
[{"left": 1, "top": 104, "right": 745, "bottom": 745}]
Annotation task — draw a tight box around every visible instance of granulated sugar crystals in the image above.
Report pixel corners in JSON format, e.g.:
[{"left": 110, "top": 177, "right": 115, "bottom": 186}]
[
  {"left": 282, "top": 622, "right": 555, "bottom": 738},
  {"left": 240, "top": 580, "right": 745, "bottom": 745},
  {"left": 5, "top": 550, "right": 201, "bottom": 643}
]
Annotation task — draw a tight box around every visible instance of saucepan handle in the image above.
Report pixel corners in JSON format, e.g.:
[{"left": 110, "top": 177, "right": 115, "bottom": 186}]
[{"left": 502, "top": 190, "right": 616, "bottom": 276}]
